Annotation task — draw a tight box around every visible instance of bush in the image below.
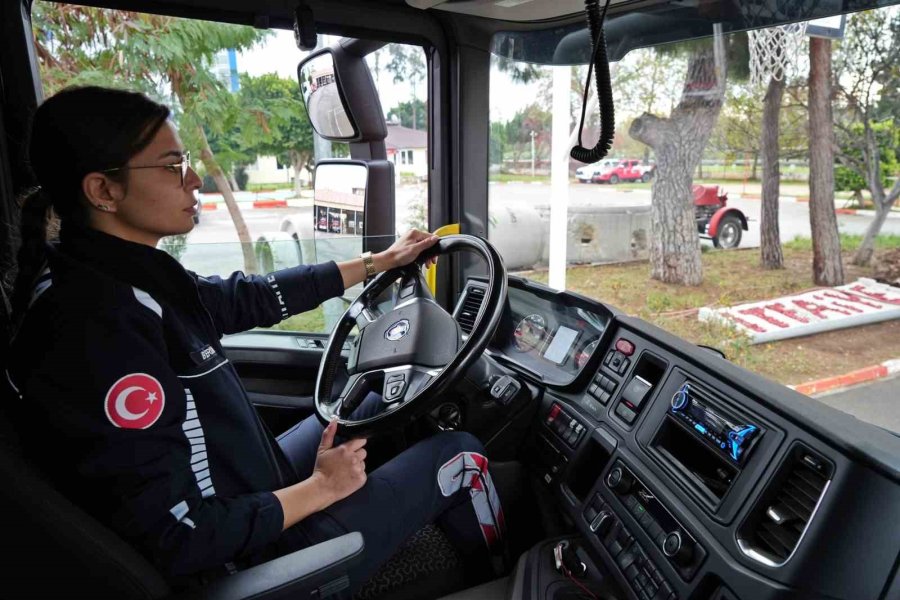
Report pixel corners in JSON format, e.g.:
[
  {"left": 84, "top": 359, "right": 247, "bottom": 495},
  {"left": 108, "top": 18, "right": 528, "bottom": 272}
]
[
  {"left": 235, "top": 166, "right": 249, "bottom": 191},
  {"left": 834, "top": 166, "right": 865, "bottom": 192}
]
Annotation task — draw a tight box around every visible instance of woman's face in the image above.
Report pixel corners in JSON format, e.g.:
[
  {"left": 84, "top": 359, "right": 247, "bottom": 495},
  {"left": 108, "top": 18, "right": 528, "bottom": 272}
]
[{"left": 100, "top": 121, "right": 202, "bottom": 245}]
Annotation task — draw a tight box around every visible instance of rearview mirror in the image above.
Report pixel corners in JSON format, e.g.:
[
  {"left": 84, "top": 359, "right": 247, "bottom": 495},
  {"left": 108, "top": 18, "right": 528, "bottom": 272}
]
[
  {"left": 298, "top": 52, "right": 357, "bottom": 140},
  {"left": 313, "top": 161, "right": 367, "bottom": 236}
]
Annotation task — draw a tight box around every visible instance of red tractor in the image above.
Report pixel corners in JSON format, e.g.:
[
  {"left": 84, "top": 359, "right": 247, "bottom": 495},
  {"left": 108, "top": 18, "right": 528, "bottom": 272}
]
[{"left": 694, "top": 184, "right": 748, "bottom": 249}]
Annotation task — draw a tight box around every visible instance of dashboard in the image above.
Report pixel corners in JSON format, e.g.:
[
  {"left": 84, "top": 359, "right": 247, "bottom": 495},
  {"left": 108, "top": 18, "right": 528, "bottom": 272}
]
[
  {"left": 487, "top": 278, "right": 612, "bottom": 384},
  {"left": 453, "top": 277, "right": 900, "bottom": 600}
]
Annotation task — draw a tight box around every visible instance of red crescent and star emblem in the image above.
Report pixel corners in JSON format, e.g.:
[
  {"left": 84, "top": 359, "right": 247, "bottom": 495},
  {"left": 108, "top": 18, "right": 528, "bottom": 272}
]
[{"left": 104, "top": 373, "right": 165, "bottom": 429}]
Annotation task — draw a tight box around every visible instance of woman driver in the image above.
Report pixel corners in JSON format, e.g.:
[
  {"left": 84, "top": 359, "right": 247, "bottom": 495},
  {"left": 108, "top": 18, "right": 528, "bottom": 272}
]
[{"left": 5, "top": 86, "right": 504, "bottom": 592}]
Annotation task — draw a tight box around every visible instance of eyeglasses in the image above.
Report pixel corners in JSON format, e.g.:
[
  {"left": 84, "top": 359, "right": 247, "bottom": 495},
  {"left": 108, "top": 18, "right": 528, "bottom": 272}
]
[{"left": 101, "top": 151, "right": 191, "bottom": 187}]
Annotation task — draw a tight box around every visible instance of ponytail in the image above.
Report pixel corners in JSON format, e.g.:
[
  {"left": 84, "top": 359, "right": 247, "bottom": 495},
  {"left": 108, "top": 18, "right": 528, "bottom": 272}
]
[{"left": 11, "top": 187, "right": 54, "bottom": 324}]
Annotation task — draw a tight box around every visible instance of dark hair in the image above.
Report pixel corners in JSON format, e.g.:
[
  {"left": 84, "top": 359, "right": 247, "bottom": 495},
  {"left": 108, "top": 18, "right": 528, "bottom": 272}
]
[{"left": 11, "top": 86, "right": 170, "bottom": 323}]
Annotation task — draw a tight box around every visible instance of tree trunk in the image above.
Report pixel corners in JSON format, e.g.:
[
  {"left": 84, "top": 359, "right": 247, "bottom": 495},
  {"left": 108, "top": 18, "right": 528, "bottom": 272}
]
[
  {"left": 292, "top": 151, "right": 305, "bottom": 199},
  {"left": 229, "top": 172, "right": 240, "bottom": 192},
  {"left": 629, "top": 43, "right": 726, "bottom": 285},
  {"left": 853, "top": 205, "right": 890, "bottom": 266},
  {"left": 197, "top": 126, "right": 259, "bottom": 275},
  {"left": 807, "top": 38, "right": 844, "bottom": 286},
  {"left": 760, "top": 76, "right": 785, "bottom": 269}
]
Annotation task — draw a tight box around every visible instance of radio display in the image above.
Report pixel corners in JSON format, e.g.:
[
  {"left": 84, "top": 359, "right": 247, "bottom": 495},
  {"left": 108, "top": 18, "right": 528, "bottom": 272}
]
[{"left": 669, "top": 382, "right": 760, "bottom": 465}]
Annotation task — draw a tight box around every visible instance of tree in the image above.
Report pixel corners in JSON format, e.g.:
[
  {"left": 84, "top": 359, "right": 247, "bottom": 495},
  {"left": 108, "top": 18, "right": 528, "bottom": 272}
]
[
  {"left": 388, "top": 99, "right": 427, "bottom": 130},
  {"left": 629, "top": 34, "right": 737, "bottom": 285},
  {"left": 385, "top": 46, "right": 426, "bottom": 130},
  {"left": 238, "top": 73, "right": 314, "bottom": 198},
  {"left": 833, "top": 9, "right": 900, "bottom": 266},
  {"left": 807, "top": 37, "right": 845, "bottom": 286},
  {"left": 759, "top": 74, "right": 786, "bottom": 269},
  {"left": 32, "top": 5, "right": 266, "bottom": 274}
]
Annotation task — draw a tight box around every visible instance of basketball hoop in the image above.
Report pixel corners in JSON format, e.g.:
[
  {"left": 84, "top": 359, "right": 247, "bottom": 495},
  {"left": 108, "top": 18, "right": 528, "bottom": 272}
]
[{"left": 748, "top": 22, "right": 808, "bottom": 87}]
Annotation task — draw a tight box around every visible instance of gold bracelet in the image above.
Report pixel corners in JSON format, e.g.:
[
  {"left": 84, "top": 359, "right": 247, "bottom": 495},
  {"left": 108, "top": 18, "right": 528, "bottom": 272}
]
[{"left": 360, "top": 251, "right": 376, "bottom": 277}]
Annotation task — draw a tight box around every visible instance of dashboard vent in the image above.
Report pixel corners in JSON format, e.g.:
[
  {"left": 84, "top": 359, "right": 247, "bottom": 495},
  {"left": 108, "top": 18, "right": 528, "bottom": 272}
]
[
  {"left": 739, "top": 445, "right": 832, "bottom": 566},
  {"left": 456, "top": 286, "right": 485, "bottom": 335}
]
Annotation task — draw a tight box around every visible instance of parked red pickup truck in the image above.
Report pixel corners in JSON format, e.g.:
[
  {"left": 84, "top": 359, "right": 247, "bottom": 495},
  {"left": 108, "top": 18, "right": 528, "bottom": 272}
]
[{"left": 593, "top": 159, "right": 655, "bottom": 184}]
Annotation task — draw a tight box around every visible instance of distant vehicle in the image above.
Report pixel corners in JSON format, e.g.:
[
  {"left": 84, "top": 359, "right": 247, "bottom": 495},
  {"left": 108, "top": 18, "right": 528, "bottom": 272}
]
[
  {"left": 693, "top": 184, "right": 748, "bottom": 249},
  {"left": 593, "top": 159, "right": 656, "bottom": 184},
  {"left": 575, "top": 159, "right": 618, "bottom": 183}
]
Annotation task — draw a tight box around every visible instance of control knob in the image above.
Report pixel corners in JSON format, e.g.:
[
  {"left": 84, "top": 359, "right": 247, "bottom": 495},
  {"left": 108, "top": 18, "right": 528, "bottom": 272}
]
[
  {"left": 662, "top": 531, "right": 694, "bottom": 566},
  {"left": 606, "top": 466, "right": 633, "bottom": 494}
]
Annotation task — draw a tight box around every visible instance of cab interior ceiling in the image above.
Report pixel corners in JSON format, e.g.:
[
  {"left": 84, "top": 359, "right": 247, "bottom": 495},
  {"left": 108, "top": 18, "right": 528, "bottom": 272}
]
[{"left": 27, "top": 0, "right": 890, "bottom": 65}]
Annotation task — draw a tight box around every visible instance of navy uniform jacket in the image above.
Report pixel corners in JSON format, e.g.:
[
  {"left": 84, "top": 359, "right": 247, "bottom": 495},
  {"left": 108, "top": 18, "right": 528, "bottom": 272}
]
[{"left": 6, "top": 225, "right": 345, "bottom": 581}]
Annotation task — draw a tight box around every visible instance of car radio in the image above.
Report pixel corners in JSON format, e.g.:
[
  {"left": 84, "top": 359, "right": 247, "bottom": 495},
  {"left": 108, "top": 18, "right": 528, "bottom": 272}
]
[{"left": 669, "top": 382, "right": 760, "bottom": 465}]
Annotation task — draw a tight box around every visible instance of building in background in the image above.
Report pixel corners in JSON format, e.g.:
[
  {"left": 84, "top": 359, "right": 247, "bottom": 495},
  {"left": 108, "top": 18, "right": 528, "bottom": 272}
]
[
  {"left": 212, "top": 48, "right": 240, "bottom": 92},
  {"left": 386, "top": 124, "right": 427, "bottom": 180}
]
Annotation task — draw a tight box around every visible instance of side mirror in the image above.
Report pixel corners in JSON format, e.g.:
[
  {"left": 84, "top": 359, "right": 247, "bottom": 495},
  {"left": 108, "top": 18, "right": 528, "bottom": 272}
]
[
  {"left": 313, "top": 161, "right": 367, "bottom": 236},
  {"left": 299, "top": 52, "right": 357, "bottom": 140},
  {"left": 297, "top": 44, "right": 386, "bottom": 143}
]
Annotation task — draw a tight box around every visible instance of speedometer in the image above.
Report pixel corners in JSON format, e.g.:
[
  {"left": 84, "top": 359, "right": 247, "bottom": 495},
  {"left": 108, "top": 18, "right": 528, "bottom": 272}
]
[
  {"left": 575, "top": 338, "right": 600, "bottom": 370},
  {"left": 513, "top": 314, "right": 546, "bottom": 351}
]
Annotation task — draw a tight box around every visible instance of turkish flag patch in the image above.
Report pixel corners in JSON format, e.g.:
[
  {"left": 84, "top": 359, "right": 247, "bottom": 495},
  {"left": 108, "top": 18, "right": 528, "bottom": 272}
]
[{"left": 104, "top": 373, "right": 165, "bottom": 429}]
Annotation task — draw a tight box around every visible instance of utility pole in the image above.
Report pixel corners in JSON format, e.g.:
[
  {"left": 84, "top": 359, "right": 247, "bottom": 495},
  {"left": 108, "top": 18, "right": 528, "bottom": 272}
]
[{"left": 530, "top": 130, "right": 536, "bottom": 178}]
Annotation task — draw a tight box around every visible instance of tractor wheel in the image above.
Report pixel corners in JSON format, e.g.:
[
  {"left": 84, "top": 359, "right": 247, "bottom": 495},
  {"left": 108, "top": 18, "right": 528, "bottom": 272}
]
[{"left": 713, "top": 215, "right": 742, "bottom": 249}]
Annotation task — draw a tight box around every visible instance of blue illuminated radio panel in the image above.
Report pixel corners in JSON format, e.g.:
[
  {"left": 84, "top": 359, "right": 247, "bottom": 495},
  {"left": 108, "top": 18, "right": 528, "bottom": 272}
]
[{"left": 669, "top": 382, "right": 761, "bottom": 465}]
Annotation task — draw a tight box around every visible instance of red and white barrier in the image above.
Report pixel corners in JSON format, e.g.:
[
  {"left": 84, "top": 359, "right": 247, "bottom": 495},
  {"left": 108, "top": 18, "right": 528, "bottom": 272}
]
[{"left": 698, "top": 278, "right": 900, "bottom": 344}]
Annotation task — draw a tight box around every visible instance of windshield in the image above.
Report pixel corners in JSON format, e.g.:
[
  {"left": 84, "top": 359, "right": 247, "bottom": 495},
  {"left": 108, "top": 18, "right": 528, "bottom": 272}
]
[{"left": 488, "top": 2, "right": 900, "bottom": 434}]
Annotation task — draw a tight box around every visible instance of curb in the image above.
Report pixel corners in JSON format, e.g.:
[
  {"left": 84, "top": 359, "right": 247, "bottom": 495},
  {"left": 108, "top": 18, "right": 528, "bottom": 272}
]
[
  {"left": 792, "top": 358, "right": 900, "bottom": 396},
  {"left": 252, "top": 199, "right": 288, "bottom": 209}
]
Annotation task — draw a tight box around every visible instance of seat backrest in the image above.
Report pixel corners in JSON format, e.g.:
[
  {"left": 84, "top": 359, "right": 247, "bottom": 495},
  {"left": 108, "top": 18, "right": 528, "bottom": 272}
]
[{"left": 0, "top": 283, "right": 172, "bottom": 599}]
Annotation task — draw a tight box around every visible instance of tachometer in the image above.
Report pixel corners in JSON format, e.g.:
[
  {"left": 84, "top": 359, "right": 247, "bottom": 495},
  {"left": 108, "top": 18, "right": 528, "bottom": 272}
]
[
  {"left": 513, "top": 314, "right": 546, "bottom": 351},
  {"left": 575, "top": 338, "right": 600, "bottom": 370}
]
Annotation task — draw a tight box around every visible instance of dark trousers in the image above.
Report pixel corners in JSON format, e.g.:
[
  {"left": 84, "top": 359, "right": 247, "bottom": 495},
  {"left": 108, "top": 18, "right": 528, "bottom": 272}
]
[{"left": 275, "top": 394, "right": 505, "bottom": 594}]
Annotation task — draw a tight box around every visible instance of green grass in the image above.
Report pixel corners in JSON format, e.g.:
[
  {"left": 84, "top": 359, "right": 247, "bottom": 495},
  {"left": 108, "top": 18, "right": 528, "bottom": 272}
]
[
  {"left": 489, "top": 173, "right": 551, "bottom": 184},
  {"left": 266, "top": 307, "right": 326, "bottom": 333},
  {"left": 246, "top": 182, "right": 298, "bottom": 192},
  {"left": 783, "top": 233, "right": 900, "bottom": 252}
]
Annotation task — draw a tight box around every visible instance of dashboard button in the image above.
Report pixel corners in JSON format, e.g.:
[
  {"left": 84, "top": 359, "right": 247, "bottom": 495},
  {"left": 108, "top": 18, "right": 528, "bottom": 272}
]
[
  {"left": 386, "top": 373, "right": 406, "bottom": 384},
  {"left": 615, "top": 338, "right": 636, "bottom": 356},
  {"left": 589, "top": 383, "right": 600, "bottom": 396},
  {"left": 604, "top": 350, "right": 615, "bottom": 366},
  {"left": 617, "top": 357, "right": 631, "bottom": 375},
  {"left": 616, "top": 402, "right": 637, "bottom": 424}
]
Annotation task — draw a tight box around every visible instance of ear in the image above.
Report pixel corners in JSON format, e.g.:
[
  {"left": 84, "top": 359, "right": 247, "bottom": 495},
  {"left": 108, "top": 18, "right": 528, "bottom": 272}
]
[{"left": 82, "top": 172, "right": 124, "bottom": 213}]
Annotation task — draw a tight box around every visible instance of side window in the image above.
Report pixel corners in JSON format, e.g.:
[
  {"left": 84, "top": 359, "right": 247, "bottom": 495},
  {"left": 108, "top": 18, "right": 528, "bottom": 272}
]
[{"left": 31, "top": 4, "right": 428, "bottom": 335}]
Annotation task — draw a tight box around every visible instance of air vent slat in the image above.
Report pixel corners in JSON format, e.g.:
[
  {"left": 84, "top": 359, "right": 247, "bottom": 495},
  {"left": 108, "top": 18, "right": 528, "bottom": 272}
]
[
  {"left": 739, "top": 446, "right": 832, "bottom": 565},
  {"left": 456, "top": 287, "right": 485, "bottom": 335}
]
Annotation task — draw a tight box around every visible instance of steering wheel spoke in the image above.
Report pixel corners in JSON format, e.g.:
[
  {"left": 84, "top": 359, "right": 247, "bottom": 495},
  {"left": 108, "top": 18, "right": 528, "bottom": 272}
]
[{"left": 381, "top": 364, "right": 441, "bottom": 406}]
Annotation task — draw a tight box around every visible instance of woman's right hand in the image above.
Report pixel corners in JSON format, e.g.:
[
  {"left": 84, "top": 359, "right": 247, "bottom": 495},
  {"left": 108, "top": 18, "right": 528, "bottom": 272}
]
[{"left": 312, "top": 419, "right": 367, "bottom": 506}]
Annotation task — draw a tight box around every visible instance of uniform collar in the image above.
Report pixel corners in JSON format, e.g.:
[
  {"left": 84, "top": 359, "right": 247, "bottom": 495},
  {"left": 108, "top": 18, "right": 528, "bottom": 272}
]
[{"left": 58, "top": 224, "right": 197, "bottom": 307}]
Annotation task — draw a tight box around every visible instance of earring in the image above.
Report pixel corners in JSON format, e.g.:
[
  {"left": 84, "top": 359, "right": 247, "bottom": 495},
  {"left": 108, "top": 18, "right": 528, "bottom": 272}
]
[{"left": 97, "top": 204, "right": 109, "bottom": 211}]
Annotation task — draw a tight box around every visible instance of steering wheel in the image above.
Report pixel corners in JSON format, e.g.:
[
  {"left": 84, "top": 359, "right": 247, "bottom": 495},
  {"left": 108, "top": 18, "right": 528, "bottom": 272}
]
[{"left": 314, "top": 235, "right": 507, "bottom": 437}]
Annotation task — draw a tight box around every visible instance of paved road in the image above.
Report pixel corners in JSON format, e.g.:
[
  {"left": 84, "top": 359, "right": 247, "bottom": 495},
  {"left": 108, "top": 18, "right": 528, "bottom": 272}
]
[{"left": 814, "top": 375, "right": 900, "bottom": 435}]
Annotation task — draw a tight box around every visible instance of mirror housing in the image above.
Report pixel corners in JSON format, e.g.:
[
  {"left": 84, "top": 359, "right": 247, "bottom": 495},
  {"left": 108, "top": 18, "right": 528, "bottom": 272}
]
[{"left": 298, "top": 44, "right": 387, "bottom": 143}]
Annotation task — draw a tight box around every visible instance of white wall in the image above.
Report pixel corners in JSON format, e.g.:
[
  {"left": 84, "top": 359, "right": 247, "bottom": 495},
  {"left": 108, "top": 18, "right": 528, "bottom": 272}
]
[
  {"left": 245, "top": 155, "right": 295, "bottom": 186},
  {"left": 392, "top": 148, "right": 428, "bottom": 179}
]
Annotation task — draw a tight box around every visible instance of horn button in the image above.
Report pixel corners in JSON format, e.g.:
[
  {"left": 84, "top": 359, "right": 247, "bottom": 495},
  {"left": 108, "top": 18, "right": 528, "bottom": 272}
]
[{"left": 349, "top": 300, "right": 461, "bottom": 374}]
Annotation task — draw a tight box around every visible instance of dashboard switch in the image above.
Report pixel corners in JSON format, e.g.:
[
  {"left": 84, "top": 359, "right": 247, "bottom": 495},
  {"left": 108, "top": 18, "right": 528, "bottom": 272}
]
[
  {"left": 615, "top": 338, "right": 636, "bottom": 356},
  {"left": 615, "top": 402, "right": 638, "bottom": 424}
]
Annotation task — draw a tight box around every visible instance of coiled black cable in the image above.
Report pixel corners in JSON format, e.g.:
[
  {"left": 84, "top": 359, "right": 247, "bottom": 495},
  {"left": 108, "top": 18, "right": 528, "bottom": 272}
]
[{"left": 570, "top": 0, "right": 615, "bottom": 164}]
